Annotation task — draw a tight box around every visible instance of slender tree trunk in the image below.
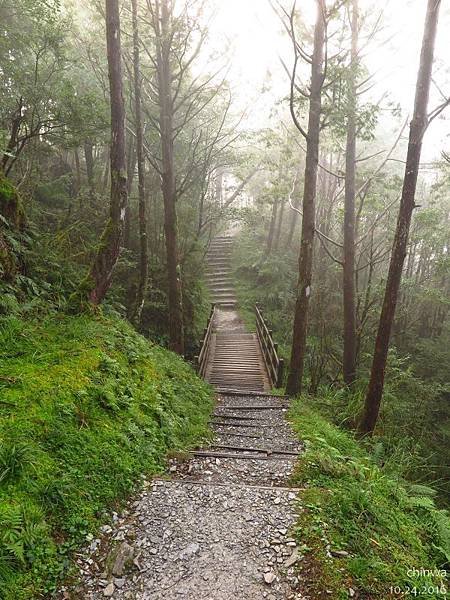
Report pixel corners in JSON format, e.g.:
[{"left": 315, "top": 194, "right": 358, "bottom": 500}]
[
  {"left": 84, "top": 140, "right": 95, "bottom": 197},
  {"left": 124, "top": 137, "right": 136, "bottom": 248},
  {"left": 274, "top": 199, "right": 285, "bottom": 251},
  {"left": 154, "top": 0, "right": 184, "bottom": 354},
  {"left": 359, "top": 0, "right": 441, "bottom": 435},
  {"left": 130, "top": 0, "right": 149, "bottom": 327},
  {"left": 266, "top": 198, "right": 279, "bottom": 256},
  {"left": 286, "top": 0, "right": 325, "bottom": 396},
  {"left": 74, "top": 149, "right": 82, "bottom": 197},
  {"left": 342, "top": 0, "right": 358, "bottom": 386},
  {"left": 72, "top": 0, "right": 127, "bottom": 308}
]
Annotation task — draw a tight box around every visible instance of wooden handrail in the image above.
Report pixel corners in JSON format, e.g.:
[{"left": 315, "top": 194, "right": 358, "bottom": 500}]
[
  {"left": 196, "top": 304, "right": 216, "bottom": 378},
  {"left": 255, "top": 304, "right": 284, "bottom": 388}
]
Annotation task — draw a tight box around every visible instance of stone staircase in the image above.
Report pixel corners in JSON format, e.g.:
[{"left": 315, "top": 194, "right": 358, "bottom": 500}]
[{"left": 205, "top": 236, "right": 237, "bottom": 307}]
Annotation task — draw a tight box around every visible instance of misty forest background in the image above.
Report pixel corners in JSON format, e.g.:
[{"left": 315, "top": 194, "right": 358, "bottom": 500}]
[{"left": 1, "top": 0, "right": 450, "bottom": 597}]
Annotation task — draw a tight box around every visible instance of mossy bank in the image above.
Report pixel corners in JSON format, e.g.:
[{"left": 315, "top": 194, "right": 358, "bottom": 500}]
[
  {"left": 0, "top": 314, "right": 213, "bottom": 599},
  {"left": 290, "top": 402, "right": 449, "bottom": 599}
]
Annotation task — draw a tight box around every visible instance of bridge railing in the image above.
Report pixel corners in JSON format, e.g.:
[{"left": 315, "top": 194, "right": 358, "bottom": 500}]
[
  {"left": 255, "top": 304, "right": 284, "bottom": 389},
  {"left": 196, "top": 304, "right": 216, "bottom": 378}
]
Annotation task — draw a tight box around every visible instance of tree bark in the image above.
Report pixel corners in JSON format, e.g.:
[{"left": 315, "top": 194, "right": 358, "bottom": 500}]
[
  {"left": 285, "top": 170, "right": 302, "bottom": 250},
  {"left": 129, "top": 0, "right": 149, "bottom": 327},
  {"left": 359, "top": 0, "right": 441, "bottom": 435},
  {"left": 342, "top": 0, "right": 358, "bottom": 386},
  {"left": 84, "top": 140, "right": 95, "bottom": 197},
  {"left": 286, "top": 0, "right": 326, "bottom": 396},
  {"left": 73, "top": 0, "right": 127, "bottom": 308},
  {"left": 154, "top": 0, "right": 184, "bottom": 354}
]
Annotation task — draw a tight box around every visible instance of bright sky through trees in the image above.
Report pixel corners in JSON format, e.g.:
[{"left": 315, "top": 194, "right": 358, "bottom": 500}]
[{"left": 208, "top": 0, "right": 450, "bottom": 162}]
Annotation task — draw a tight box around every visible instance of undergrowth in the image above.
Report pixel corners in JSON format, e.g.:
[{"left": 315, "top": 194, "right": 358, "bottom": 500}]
[
  {"left": 290, "top": 401, "right": 449, "bottom": 599},
  {"left": 0, "top": 314, "right": 213, "bottom": 599}
]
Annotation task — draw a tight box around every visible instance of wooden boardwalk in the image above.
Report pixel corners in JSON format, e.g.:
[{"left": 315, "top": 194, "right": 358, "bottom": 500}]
[{"left": 206, "top": 313, "right": 270, "bottom": 392}]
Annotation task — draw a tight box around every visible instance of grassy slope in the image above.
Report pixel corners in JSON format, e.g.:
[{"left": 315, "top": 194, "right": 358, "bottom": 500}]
[
  {"left": 290, "top": 401, "right": 449, "bottom": 599},
  {"left": 0, "top": 314, "right": 213, "bottom": 599}
]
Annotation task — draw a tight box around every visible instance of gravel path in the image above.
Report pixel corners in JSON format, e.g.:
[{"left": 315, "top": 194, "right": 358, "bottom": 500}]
[{"left": 59, "top": 393, "right": 307, "bottom": 600}]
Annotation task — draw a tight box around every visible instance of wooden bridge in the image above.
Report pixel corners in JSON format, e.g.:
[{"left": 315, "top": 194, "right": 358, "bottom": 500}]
[{"left": 198, "top": 236, "right": 284, "bottom": 392}]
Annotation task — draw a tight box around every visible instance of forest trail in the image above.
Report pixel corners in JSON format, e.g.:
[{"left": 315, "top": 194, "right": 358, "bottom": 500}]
[
  {"left": 204, "top": 235, "right": 271, "bottom": 392},
  {"left": 60, "top": 237, "right": 306, "bottom": 600}
]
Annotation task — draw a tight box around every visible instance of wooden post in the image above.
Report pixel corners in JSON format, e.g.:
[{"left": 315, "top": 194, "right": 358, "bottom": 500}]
[{"left": 277, "top": 359, "right": 285, "bottom": 388}]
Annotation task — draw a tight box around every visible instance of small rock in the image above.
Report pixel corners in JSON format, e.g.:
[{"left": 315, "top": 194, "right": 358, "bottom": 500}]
[
  {"left": 264, "top": 571, "right": 276, "bottom": 585},
  {"left": 179, "top": 542, "right": 200, "bottom": 559},
  {"left": 284, "top": 548, "right": 300, "bottom": 568},
  {"left": 349, "top": 588, "right": 355, "bottom": 598},
  {"left": 273, "top": 497, "right": 281, "bottom": 505},
  {"left": 114, "top": 578, "right": 125, "bottom": 588},
  {"left": 112, "top": 542, "right": 134, "bottom": 576},
  {"left": 103, "top": 582, "right": 115, "bottom": 597}
]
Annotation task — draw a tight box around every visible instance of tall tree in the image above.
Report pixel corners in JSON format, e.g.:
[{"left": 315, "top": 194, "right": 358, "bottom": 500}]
[
  {"left": 73, "top": 0, "right": 127, "bottom": 307},
  {"left": 285, "top": 0, "right": 326, "bottom": 396},
  {"left": 359, "top": 0, "right": 443, "bottom": 435},
  {"left": 129, "top": 0, "right": 149, "bottom": 326},
  {"left": 342, "top": 0, "right": 358, "bottom": 385},
  {"left": 150, "top": 0, "right": 184, "bottom": 354}
]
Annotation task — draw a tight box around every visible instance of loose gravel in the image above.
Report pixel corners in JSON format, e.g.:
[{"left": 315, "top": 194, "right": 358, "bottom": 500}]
[{"left": 58, "top": 392, "right": 308, "bottom": 600}]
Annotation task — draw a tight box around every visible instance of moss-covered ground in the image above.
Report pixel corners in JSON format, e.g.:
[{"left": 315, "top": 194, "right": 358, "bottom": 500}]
[
  {"left": 289, "top": 401, "right": 449, "bottom": 599},
  {"left": 0, "top": 314, "right": 213, "bottom": 599}
]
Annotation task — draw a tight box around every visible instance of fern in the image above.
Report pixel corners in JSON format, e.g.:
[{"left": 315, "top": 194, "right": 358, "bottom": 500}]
[
  {"left": 408, "top": 483, "right": 438, "bottom": 498},
  {"left": 432, "top": 510, "right": 450, "bottom": 563}
]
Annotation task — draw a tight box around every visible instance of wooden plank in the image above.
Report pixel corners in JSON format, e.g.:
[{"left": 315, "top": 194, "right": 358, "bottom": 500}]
[
  {"left": 191, "top": 451, "right": 293, "bottom": 461},
  {"left": 211, "top": 445, "right": 299, "bottom": 456}
]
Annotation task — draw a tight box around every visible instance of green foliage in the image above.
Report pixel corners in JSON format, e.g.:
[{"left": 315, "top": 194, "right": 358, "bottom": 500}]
[
  {"left": 0, "top": 314, "right": 213, "bottom": 598},
  {"left": 290, "top": 402, "right": 449, "bottom": 598}
]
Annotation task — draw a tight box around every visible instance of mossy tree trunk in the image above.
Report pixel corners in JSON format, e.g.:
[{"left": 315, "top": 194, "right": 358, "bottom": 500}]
[
  {"left": 153, "top": 0, "right": 185, "bottom": 355},
  {"left": 73, "top": 0, "right": 127, "bottom": 309}
]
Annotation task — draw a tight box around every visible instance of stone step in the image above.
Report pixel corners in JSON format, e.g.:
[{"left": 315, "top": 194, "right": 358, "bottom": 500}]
[
  {"left": 205, "top": 271, "right": 232, "bottom": 278},
  {"left": 205, "top": 274, "right": 233, "bottom": 280},
  {"left": 209, "top": 287, "right": 235, "bottom": 294},
  {"left": 207, "top": 260, "right": 231, "bottom": 266}
]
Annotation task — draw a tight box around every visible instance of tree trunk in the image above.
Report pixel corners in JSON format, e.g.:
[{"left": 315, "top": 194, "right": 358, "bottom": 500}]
[
  {"left": 285, "top": 170, "right": 302, "bottom": 250},
  {"left": 129, "top": 0, "right": 149, "bottom": 327},
  {"left": 274, "top": 199, "right": 285, "bottom": 251},
  {"left": 266, "top": 198, "right": 279, "bottom": 256},
  {"left": 74, "top": 149, "right": 82, "bottom": 197},
  {"left": 84, "top": 140, "right": 95, "bottom": 198},
  {"left": 154, "top": 0, "right": 184, "bottom": 354},
  {"left": 342, "top": 0, "right": 358, "bottom": 386},
  {"left": 72, "top": 0, "right": 127, "bottom": 309},
  {"left": 286, "top": 0, "right": 326, "bottom": 396},
  {"left": 102, "top": 145, "right": 110, "bottom": 191},
  {"left": 359, "top": 0, "right": 441, "bottom": 435}
]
